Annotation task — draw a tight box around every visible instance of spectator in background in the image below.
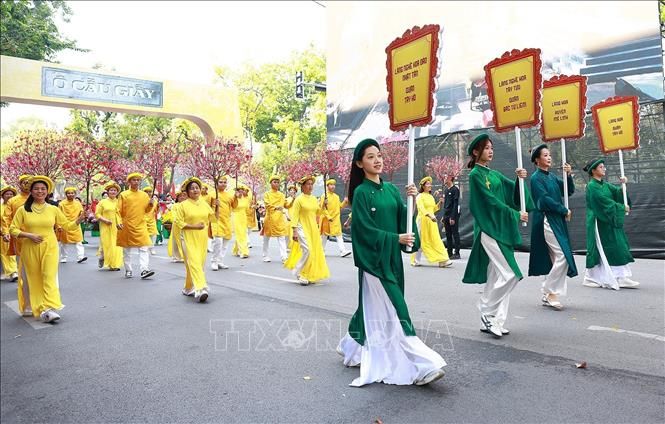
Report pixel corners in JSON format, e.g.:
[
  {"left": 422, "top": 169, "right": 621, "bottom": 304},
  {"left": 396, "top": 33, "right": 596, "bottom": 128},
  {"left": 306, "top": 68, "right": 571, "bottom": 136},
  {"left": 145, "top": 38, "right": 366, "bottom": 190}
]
[{"left": 442, "top": 175, "right": 461, "bottom": 259}]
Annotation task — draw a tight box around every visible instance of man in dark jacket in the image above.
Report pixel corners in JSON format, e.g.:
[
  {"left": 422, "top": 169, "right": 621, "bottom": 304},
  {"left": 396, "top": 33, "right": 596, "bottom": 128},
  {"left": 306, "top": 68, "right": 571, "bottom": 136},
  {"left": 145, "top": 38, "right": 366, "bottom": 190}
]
[{"left": 442, "top": 175, "right": 461, "bottom": 259}]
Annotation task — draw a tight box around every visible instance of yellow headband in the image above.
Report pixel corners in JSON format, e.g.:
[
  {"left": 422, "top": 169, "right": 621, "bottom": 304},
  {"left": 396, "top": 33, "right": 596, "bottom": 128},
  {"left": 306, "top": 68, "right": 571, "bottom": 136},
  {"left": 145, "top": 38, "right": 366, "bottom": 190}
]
[
  {"left": 104, "top": 181, "right": 121, "bottom": 192},
  {"left": 19, "top": 175, "right": 32, "bottom": 183},
  {"left": 0, "top": 186, "right": 18, "bottom": 196},
  {"left": 326, "top": 178, "right": 336, "bottom": 185},
  {"left": 64, "top": 186, "right": 77, "bottom": 194},
  {"left": 419, "top": 176, "right": 432, "bottom": 186},
  {"left": 29, "top": 175, "right": 55, "bottom": 194},
  {"left": 180, "top": 177, "right": 203, "bottom": 193},
  {"left": 126, "top": 172, "right": 144, "bottom": 182}
]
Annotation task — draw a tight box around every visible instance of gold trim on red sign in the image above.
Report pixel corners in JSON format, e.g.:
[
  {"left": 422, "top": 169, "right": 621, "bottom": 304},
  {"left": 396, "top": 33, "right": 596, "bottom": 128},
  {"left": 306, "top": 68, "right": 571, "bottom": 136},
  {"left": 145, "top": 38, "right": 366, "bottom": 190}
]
[
  {"left": 591, "top": 95, "right": 640, "bottom": 153},
  {"left": 385, "top": 24, "right": 440, "bottom": 132},
  {"left": 484, "top": 48, "right": 543, "bottom": 133},
  {"left": 540, "top": 74, "right": 588, "bottom": 141}
]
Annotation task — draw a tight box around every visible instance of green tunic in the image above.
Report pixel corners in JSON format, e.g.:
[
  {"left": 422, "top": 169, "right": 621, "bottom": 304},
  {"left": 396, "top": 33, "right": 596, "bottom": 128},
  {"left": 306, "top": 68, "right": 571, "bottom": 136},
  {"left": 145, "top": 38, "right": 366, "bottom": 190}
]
[
  {"left": 585, "top": 178, "right": 633, "bottom": 268},
  {"left": 528, "top": 168, "right": 578, "bottom": 277},
  {"left": 348, "top": 178, "right": 421, "bottom": 346},
  {"left": 462, "top": 164, "right": 533, "bottom": 284}
]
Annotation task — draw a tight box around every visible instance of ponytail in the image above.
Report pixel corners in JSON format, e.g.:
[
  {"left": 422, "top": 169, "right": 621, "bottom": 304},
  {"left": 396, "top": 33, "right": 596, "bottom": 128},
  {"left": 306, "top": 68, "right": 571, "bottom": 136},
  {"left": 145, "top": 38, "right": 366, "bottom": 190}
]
[{"left": 24, "top": 194, "right": 35, "bottom": 212}]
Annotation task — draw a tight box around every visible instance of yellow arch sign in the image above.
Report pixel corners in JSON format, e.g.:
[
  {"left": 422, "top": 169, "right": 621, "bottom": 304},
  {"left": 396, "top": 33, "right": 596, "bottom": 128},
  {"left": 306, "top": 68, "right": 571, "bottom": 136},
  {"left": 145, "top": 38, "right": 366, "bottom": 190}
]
[{"left": 0, "top": 55, "right": 242, "bottom": 141}]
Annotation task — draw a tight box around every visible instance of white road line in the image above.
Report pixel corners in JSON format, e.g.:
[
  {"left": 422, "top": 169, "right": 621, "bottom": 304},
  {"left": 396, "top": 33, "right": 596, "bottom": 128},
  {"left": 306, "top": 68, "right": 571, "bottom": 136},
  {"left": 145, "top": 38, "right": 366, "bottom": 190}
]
[
  {"left": 587, "top": 325, "right": 665, "bottom": 342},
  {"left": 4, "top": 301, "right": 52, "bottom": 330},
  {"left": 236, "top": 271, "right": 298, "bottom": 283}
]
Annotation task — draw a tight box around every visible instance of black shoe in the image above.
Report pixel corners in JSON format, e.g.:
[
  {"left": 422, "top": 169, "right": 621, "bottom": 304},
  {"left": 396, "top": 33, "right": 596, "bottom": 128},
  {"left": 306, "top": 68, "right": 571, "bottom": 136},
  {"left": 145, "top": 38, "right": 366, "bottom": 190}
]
[
  {"left": 140, "top": 270, "right": 155, "bottom": 279},
  {"left": 77, "top": 257, "right": 88, "bottom": 264},
  {"left": 451, "top": 253, "right": 461, "bottom": 260}
]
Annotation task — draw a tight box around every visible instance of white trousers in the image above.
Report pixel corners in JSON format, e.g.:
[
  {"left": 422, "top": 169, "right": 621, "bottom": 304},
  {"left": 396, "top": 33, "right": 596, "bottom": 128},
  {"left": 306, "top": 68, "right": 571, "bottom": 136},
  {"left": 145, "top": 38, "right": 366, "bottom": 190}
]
[
  {"left": 338, "top": 272, "right": 446, "bottom": 386},
  {"left": 123, "top": 247, "right": 150, "bottom": 273},
  {"left": 211, "top": 237, "right": 231, "bottom": 265},
  {"left": 478, "top": 233, "right": 520, "bottom": 327},
  {"left": 542, "top": 217, "right": 568, "bottom": 296},
  {"left": 584, "top": 221, "right": 632, "bottom": 290},
  {"left": 321, "top": 234, "right": 347, "bottom": 254},
  {"left": 60, "top": 242, "right": 85, "bottom": 261},
  {"left": 293, "top": 227, "right": 310, "bottom": 278},
  {"left": 263, "top": 236, "right": 287, "bottom": 260}
]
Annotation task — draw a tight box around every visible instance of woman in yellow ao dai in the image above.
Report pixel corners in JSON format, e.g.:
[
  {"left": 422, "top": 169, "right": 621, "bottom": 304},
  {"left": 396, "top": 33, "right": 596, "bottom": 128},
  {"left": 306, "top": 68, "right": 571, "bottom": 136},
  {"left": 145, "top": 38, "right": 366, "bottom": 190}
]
[
  {"left": 411, "top": 176, "right": 451, "bottom": 267},
  {"left": 10, "top": 176, "right": 83, "bottom": 322},
  {"left": 175, "top": 178, "right": 217, "bottom": 302},
  {"left": 284, "top": 177, "right": 329, "bottom": 285},
  {"left": 231, "top": 185, "right": 250, "bottom": 258},
  {"left": 95, "top": 182, "right": 123, "bottom": 270}
]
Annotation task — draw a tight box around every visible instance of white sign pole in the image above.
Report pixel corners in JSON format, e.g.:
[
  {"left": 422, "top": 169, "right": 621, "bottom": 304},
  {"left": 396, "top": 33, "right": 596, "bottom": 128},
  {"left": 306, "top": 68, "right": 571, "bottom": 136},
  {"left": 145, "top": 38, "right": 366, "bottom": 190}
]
[
  {"left": 515, "top": 126, "right": 527, "bottom": 226},
  {"left": 406, "top": 124, "right": 415, "bottom": 252},
  {"left": 618, "top": 149, "right": 629, "bottom": 215},
  {"left": 561, "top": 137, "right": 569, "bottom": 210}
]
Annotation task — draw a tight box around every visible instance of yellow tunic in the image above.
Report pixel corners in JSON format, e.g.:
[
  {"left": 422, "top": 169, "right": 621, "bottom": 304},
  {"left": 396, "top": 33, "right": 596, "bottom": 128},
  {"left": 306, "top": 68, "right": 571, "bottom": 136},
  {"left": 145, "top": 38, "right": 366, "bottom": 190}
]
[
  {"left": 95, "top": 198, "right": 123, "bottom": 269},
  {"left": 2, "top": 192, "right": 29, "bottom": 255},
  {"left": 57, "top": 199, "right": 84, "bottom": 243},
  {"left": 176, "top": 198, "right": 216, "bottom": 291},
  {"left": 285, "top": 196, "right": 296, "bottom": 249},
  {"left": 411, "top": 192, "right": 449, "bottom": 264},
  {"left": 116, "top": 189, "right": 152, "bottom": 247},
  {"left": 210, "top": 190, "right": 237, "bottom": 239},
  {"left": 0, "top": 202, "right": 17, "bottom": 275},
  {"left": 10, "top": 204, "right": 78, "bottom": 317},
  {"left": 246, "top": 191, "right": 257, "bottom": 230},
  {"left": 167, "top": 203, "right": 184, "bottom": 258},
  {"left": 263, "top": 190, "right": 288, "bottom": 237},
  {"left": 319, "top": 192, "right": 347, "bottom": 236},
  {"left": 144, "top": 202, "right": 158, "bottom": 236},
  {"left": 284, "top": 194, "right": 329, "bottom": 282},
  {"left": 232, "top": 196, "right": 250, "bottom": 256}
]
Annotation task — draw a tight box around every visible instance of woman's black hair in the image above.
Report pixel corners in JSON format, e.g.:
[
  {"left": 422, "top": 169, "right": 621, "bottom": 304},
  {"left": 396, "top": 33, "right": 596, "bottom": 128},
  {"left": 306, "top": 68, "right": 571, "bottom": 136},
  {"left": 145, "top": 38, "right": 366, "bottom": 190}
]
[
  {"left": 348, "top": 143, "right": 381, "bottom": 205},
  {"left": 467, "top": 138, "right": 493, "bottom": 169},
  {"left": 24, "top": 180, "right": 48, "bottom": 212}
]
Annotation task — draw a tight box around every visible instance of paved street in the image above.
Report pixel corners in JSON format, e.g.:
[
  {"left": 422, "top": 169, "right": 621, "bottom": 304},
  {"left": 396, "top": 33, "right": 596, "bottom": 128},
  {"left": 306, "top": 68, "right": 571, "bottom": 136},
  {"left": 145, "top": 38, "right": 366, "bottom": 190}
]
[{"left": 2, "top": 233, "right": 664, "bottom": 423}]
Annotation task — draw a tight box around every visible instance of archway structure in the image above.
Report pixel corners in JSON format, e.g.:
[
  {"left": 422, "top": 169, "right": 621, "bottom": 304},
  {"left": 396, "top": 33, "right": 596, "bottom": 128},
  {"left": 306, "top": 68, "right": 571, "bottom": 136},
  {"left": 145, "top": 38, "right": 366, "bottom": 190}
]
[{"left": 0, "top": 55, "right": 242, "bottom": 141}]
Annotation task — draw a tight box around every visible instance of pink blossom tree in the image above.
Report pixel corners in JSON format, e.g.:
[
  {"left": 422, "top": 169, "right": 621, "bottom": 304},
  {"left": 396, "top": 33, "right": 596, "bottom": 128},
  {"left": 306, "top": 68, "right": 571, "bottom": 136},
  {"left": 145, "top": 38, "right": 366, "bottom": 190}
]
[
  {"left": 131, "top": 137, "right": 180, "bottom": 198},
  {"left": 182, "top": 136, "right": 251, "bottom": 201},
  {"left": 62, "top": 139, "right": 114, "bottom": 206},
  {"left": 2, "top": 130, "right": 69, "bottom": 182},
  {"left": 377, "top": 139, "right": 408, "bottom": 181},
  {"left": 426, "top": 156, "right": 464, "bottom": 186}
]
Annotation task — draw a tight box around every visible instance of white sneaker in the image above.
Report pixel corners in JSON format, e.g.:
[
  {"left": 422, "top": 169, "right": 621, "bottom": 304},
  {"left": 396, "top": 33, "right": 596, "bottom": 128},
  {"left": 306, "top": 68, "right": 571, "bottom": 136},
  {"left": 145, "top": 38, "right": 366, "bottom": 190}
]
[
  {"left": 40, "top": 309, "right": 60, "bottom": 323},
  {"left": 219, "top": 263, "right": 229, "bottom": 269},
  {"left": 21, "top": 308, "right": 33, "bottom": 317},
  {"left": 298, "top": 277, "right": 310, "bottom": 286},
  {"left": 618, "top": 278, "right": 640, "bottom": 288},
  {"left": 60, "top": 258, "right": 67, "bottom": 263},
  {"left": 194, "top": 288, "right": 209, "bottom": 303},
  {"left": 263, "top": 257, "right": 272, "bottom": 263},
  {"left": 171, "top": 257, "right": 178, "bottom": 263},
  {"left": 583, "top": 279, "right": 601, "bottom": 288},
  {"left": 211, "top": 263, "right": 219, "bottom": 271},
  {"left": 438, "top": 260, "right": 453, "bottom": 268},
  {"left": 182, "top": 288, "right": 195, "bottom": 296},
  {"left": 10, "top": 272, "right": 18, "bottom": 282},
  {"left": 150, "top": 249, "right": 156, "bottom": 255},
  {"left": 415, "top": 368, "right": 445, "bottom": 386}
]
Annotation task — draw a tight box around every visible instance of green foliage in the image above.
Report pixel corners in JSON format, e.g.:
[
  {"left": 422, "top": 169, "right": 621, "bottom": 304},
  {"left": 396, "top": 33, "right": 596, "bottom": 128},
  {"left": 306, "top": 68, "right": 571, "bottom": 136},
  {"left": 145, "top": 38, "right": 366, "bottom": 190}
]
[
  {"left": 215, "top": 45, "right": 326, "bottom": 176},
  {"left": 0, "top": 0, "right": 87, "bottom": 61}
]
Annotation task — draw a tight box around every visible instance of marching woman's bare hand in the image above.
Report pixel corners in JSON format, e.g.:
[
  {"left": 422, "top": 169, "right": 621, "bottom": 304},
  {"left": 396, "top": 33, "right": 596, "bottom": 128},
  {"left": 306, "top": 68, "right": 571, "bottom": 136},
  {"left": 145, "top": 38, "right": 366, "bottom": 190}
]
[
  {"left": 405, "top": 184, "right": 418, "bottom": 198},
  {"left": 398, "top": 233, "right": 415, "bottom": 246}
]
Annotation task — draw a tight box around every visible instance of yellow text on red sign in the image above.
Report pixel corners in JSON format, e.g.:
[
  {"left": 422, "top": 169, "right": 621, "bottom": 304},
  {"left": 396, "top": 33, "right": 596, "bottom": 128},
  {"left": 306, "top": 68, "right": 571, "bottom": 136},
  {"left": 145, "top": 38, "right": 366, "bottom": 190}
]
[
  {"left": 488, "top": 57, "right": 537, "bottom": 129},
  {"left": 594, "top": 100, "right": 638, "bottom": 152},
  {"left": 542, "top": 82, "right": 583, "bottom": 139},
  {"left": 389, "top": 34, "right": 433, "bottom": 126}
]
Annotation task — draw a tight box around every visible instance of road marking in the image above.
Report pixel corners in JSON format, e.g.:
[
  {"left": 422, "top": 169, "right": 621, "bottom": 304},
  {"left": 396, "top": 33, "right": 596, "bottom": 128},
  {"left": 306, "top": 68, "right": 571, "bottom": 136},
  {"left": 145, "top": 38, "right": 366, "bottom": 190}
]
[
  {"left": 236, "top": 271, "right": 298, "bottom": 283},
  {"left": 587, "top": 325, "right": 665, "bottom": 342},
  {"left": 4, "top": 301, "right": 52, "bottom": 330}
]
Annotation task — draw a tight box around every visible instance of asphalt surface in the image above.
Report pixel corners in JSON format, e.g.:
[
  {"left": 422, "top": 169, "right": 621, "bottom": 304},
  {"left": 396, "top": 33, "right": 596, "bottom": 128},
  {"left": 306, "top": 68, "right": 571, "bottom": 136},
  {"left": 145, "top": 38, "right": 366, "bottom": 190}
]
[{"left": 1, "top": 233, "right": 664, "bottom": 423}]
